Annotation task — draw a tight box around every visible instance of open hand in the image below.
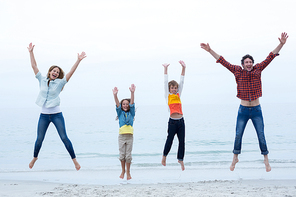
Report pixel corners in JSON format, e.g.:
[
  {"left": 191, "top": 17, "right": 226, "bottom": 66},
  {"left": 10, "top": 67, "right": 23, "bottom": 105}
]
[
  {"left": 129, "top": 84, "right": 136, "bottom": 92},
  {"left": 200, "top": 43, "right": 211, "bottom": 52},
  {"left": 78, "top": 51, "right": 87, "bottom": 61},
  {"left": 27, "top": 42, "right": 35, "bottom": 52},
  {"left": 179, "top": 60, "right": 186, "bottom": 68},
  {"left": 162, "top": 63, "right": 170, "bottom": 68},
  {"left": 112, "top": 87, "right": 118, "bottom": 95},
  {"left": 278, "top": 32, "right": 289, "bottom": 45}
]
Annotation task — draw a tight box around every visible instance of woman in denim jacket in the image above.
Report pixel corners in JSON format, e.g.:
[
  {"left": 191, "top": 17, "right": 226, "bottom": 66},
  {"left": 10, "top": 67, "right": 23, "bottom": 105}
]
[{"left": 27, "top": 43, "right": 86, "bottom": 170}]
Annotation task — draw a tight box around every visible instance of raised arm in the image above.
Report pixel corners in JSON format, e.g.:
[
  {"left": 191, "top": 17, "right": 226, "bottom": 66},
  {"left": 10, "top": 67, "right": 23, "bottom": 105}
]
[
  {"left": 162, "top": 63, "right": 170, "bottom": 74},
  {"left": 113, "top": 87, "right": 120, "bottom": 107},
  {"left": 200, "top": 43, "right": 221, "bottom": 61},
  {"left": 178, "top": 60, "right": 186, "bottom": 95},
  {"left": 272, "top": 32, "right": 288, "bottom": 54},
  {"left": 129, "top": 84, "right": 136, "bottom": 105},
  {"left": 179, "top": 60, "right": 186, "bottom": 76},
  {"left": 66, "top": 52, "right": 87, "bottom": 82},
  {"left": 163, "top": 63, "right": 169, "bottom": 99},
  {"left": 27, "top": 43, "right": 39, "bottom": 75}
]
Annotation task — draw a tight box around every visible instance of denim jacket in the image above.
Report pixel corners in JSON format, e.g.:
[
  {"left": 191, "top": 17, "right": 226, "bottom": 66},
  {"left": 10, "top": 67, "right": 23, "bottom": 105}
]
[
  {"left": 116, "top": 103, "right": 135, "bottom": 127},
  {"left": 35, "top": 72, "right": 67, "bottom": 108}
]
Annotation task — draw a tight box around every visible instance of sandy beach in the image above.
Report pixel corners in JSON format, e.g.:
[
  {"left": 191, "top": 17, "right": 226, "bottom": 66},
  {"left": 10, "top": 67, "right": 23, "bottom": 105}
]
[
  {"left": 1, "top": 179, "right": 296, "bottom": 197},
  {"left": 1, "top": 166, "right": 296, "bottom": 197}
]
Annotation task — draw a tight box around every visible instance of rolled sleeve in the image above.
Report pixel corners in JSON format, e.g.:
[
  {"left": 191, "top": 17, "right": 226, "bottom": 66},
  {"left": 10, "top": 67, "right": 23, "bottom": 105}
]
[
  {"left": 129, "top": 103, "right": 135, "bottom": 116},
  {"left": 35, "top": 72, "right": 42, "bottom": 81}
]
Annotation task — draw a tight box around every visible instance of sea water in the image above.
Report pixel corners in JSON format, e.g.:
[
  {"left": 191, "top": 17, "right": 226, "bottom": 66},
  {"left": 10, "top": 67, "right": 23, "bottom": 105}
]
[{"left": 0, "top": 103, "right": 296, "bottom": 184}]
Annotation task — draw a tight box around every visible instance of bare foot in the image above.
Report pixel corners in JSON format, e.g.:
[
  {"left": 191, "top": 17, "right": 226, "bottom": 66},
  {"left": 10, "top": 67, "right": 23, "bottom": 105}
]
[
  {"left": 72, "top": 158, "right": 81, "bottom": 171},
  {"left": 264, "top": 155, "right": 271, "bottom": 172},
  {"left": 264, "top": 161, "right": 271, "bottom": 172},
  {"left": 126, "top": 171, "right": 132, "bottom": 180},
  {"left": 161, "top": 156, "right": 166, "bottom": 166},
  {"left": 29, "top": 157, "right": 38, "bottom": 169},
  {"left": 178, "top": 160, "right": 185, "bottom": 171},
  {"left": 119, "top": 171, "right": 125, "bottom": 179},
  {"left": 230, "top": 154, "right": 239, "bottom": 171}
]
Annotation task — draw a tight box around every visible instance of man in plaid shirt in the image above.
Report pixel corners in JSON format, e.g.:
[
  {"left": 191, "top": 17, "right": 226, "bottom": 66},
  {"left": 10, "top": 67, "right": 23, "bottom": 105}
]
[{"left": 201, "top": 32, "right": 288, "bottom": 172}]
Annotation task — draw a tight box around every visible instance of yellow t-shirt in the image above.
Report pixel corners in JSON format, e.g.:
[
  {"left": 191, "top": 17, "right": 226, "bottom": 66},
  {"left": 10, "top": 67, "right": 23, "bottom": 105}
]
[{"left": 119, "top": 125, "right": 134, "bottom": 134}]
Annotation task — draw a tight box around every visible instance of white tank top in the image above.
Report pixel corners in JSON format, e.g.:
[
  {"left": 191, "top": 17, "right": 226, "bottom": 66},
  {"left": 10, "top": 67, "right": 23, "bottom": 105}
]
[{"left": 41, "top": 105, "right": 61, "bottom": 114}]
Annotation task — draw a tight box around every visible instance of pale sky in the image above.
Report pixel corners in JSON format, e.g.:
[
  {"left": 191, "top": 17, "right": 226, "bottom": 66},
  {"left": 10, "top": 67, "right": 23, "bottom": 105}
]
[{"left": 0, "top": 0, "right": 295, "bottom": 108}]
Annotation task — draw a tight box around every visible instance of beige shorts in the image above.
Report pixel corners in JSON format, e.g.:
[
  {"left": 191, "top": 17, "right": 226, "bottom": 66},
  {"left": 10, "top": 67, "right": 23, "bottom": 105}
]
[{"left": 118, "top": 134, "right": 133, "bottom": 163}]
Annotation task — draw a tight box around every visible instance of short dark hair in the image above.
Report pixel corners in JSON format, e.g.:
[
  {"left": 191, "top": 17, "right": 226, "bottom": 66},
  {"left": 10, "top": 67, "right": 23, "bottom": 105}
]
[{"left": 241, "top": 54, "right": 254, "bottom": 65}]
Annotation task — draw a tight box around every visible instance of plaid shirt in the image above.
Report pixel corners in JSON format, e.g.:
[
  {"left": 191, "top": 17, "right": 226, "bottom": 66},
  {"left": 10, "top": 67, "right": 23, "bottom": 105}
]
[{"left": 216, "top": 52, "right": 279, "bottom": 101}]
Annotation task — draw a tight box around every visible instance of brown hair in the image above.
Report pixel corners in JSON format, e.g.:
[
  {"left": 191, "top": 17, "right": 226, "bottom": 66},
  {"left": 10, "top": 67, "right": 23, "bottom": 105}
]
[
  {"left": 120, "top": 98, "right": 131, "bottom": 111},
  {"left": 168, "top": 80, "right": 179, "bottom": 89},
  {"left": 47, "top": 65, "right": 64, "bottom": 79}
]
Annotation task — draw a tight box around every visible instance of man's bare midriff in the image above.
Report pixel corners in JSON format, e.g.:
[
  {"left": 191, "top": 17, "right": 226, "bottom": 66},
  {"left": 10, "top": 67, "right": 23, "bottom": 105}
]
[
  {"left": 240, "top": 98, "right": 260, "bottom": 107},
  {"left": 170, "top": 113, "right": 183, "bottom": 119}
]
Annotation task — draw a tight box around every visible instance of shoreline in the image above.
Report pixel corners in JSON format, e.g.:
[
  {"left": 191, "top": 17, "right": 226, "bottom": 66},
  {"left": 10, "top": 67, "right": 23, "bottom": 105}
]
[
  {"left": 1, "top": 166, "right": 296, "bottom": 196},
  {"left": 1, "top": 179, "right": 296, "bottom": 197},
  {"left": 2, "top": 165, "right": 295, "bottom": 184}
]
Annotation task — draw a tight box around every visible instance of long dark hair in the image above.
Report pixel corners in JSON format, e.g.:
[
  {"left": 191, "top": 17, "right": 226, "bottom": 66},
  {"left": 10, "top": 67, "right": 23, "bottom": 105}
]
[{"left": 120, "top": 98, "right": 131, "bottom": 112}]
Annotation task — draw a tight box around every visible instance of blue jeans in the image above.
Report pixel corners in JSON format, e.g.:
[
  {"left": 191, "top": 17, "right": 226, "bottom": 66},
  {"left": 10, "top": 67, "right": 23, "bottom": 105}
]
[
  {"left": 34, "top": 113, "right": 76, "bottom": 159},
  {"left": 163, "top": 118, "right": 185, "bottom": 161},
  {"left": 233, "top": 105, "right": 269, "bottom": 155}
]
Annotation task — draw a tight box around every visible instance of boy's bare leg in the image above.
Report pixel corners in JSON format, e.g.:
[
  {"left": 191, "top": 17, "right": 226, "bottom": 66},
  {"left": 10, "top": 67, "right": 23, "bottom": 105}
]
[
  {"left": 161, "top": 156, "right": 166, "bottom": 166},
  {"left": 120, "top": 160, "right": 125, "bottom": 179},
  {"left": 264, "top": 154, "right": 271, "bottom": 172},
  {"left": 178, "top": 160, "right": 185, "bottom": 171},
  {"left": 72, "top": 158, "right": 81, "bottom": 171},
  {"left": 126, "top": 162, "right": 132, "bottom": 180},
  {"left": 230, "top": 154, "right": 239, "bottom": 171},
  {"left": 29, "top": 157, "right": 38, "bottom": 169}
]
